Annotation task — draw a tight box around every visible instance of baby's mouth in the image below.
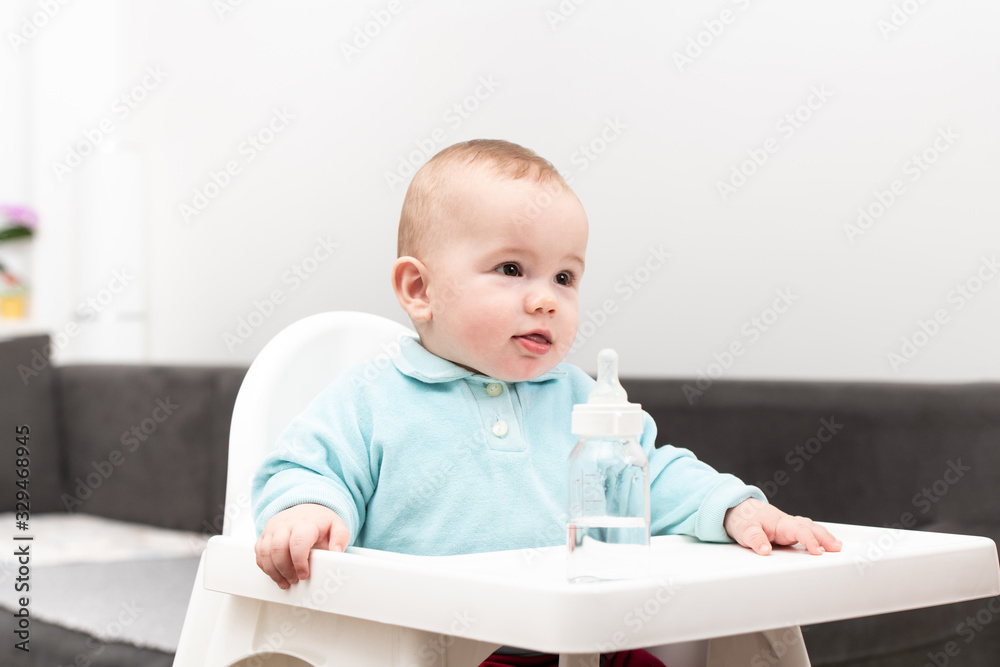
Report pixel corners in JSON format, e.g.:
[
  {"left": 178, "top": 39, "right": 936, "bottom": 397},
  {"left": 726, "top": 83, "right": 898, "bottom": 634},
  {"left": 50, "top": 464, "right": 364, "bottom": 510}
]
[
  {"left": 519, "top": 333, "right": 551, "bottom": 345},
  {"left": 514, "top": 332, "right": 552, "bottom": 354}
]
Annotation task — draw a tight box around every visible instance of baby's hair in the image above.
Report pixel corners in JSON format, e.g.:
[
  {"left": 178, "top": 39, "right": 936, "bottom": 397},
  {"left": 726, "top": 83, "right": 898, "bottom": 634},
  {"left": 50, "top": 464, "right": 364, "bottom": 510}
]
[{"left": 397, "top": 139, "right": 569, "bottom": 258}]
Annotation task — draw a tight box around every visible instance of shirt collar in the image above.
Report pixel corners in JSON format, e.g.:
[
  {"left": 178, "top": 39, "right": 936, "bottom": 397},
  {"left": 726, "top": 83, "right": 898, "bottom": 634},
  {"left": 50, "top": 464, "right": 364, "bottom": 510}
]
[{"left": 392, "top": 336, "right": 567, "bottom": 384}]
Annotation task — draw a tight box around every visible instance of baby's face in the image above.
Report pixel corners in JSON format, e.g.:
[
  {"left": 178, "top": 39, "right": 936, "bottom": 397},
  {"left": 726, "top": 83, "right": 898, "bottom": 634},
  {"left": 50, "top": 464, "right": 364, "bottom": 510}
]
[{"left": 420, "top": 173, "right": 588, "bottom": 382}]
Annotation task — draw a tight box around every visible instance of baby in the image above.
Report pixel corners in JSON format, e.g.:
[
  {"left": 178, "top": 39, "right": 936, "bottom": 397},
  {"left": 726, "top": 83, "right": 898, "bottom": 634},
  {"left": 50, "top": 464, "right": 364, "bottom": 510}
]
[{"left": 251, "top": 139, "right": 840, "bottom": 662}]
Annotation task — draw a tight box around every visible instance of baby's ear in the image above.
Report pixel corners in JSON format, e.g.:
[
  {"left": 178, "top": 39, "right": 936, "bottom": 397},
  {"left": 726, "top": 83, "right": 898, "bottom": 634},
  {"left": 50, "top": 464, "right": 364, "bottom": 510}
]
[{"left": 391, "top": 256, "right": 432, "bottom": 322}]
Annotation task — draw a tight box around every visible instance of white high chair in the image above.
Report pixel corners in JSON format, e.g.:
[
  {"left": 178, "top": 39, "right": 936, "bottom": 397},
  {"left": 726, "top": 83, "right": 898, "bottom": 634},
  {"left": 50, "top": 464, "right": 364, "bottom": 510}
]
[
  {"left": 173, "top": 311, "right": 491, "bottom": 666},
  {"left": 172, "top": 311, "right": 807, "bottom": 667},
  {"left": 174, "top": 311, "right": 998, "bottom": 667}
]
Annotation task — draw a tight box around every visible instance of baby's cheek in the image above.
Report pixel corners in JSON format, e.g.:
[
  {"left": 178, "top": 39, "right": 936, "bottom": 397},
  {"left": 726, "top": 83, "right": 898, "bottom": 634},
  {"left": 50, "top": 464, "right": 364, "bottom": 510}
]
[
  {"left": 565, "top": 311, "right": 579, "bottom": 337},
  {"left": 457, "top": 314, "right": 497, "bottom": 355},
  {"left": 559, "top": 306, "right": 580, "bottom": 344}
]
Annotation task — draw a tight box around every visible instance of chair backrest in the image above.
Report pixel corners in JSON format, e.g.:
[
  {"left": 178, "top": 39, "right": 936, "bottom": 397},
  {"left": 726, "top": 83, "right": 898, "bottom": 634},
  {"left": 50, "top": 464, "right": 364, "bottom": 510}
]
[{"left": 224, "top": 311, "right": 417, "bottom": 541}]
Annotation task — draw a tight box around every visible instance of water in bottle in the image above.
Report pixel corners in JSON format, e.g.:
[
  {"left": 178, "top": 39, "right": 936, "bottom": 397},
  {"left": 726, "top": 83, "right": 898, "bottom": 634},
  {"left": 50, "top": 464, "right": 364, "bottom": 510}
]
[{"left": 567, "top": 349, "right": 651, "bottom": 582}]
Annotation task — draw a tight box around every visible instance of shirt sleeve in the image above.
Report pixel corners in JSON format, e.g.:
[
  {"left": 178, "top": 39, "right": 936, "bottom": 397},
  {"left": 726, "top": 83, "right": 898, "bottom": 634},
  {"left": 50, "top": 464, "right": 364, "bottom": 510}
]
[
  {"left": 250, "top": 373, "right": 377, "bottom": 543},
  {"left": 640, "top": 411, "right": 766, "bottom": 543}
]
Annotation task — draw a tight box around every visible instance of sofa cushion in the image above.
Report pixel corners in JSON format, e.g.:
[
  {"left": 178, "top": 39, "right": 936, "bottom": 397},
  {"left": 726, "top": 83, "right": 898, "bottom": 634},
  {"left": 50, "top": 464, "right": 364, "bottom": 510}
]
[
  {"left": 624, "top": 379, "right": 1000, "bottom": 529},
  {"left": 0, "top": 334, "right": 65, "bottom": 513},
  {"left": 624, "top": 378, "right": 1000, "bottom": 666},
  {"left": 53, "top": 365, "right": 246, "bottom": 532}
]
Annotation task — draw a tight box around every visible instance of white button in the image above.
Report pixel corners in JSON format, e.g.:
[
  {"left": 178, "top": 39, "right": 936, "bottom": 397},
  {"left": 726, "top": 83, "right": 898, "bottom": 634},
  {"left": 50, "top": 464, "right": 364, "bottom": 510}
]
[
  {"left": 486, "top": 382, "right": 503, "bottom": 397},
  {"left": 492, "top": 420, "right": 509, "bottom": 438}
]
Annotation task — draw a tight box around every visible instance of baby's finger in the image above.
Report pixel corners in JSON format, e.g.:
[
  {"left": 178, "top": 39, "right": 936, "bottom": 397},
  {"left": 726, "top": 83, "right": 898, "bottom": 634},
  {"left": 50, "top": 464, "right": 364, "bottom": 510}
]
[
  {"left": 327, "top": 517, "right": 351, "bottom": 553},
  {"left": 741, "top": 524, "right": 773, "bottom": 555},
  {"left": 256, "top": 533, "right": 288, "bottom": 589},
  {"left": 268, "top": 528, "right": 299, "bottom": 585},
  {"left": 772, "top": 515, "right": 810, "bottom": 546},
  {"left": 812, "top": 523, "right": 843, "bottom": 552},
  {"left": 795, "top": 524, "right": 823, "bottom": 555},
  {"left": 254, "top": 535, "right": 266, "bottom": 572},
  {"left": 289, "top": 523, "right": 321, "bottom": 580}
]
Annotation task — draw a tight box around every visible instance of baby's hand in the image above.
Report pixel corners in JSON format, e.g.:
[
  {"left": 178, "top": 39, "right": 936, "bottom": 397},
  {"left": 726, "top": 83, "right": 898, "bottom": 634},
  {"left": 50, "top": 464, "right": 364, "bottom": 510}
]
[
  {"left": 724, "top": 498, "right": 842, "bottom": 556},
  {"left": 254, "top": 503, "right": 351, "bottom": 589}
]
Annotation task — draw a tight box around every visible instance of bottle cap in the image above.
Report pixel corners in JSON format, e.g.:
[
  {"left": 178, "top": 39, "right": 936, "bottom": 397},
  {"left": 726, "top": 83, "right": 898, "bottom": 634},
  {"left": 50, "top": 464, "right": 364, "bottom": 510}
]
[{"left": 571, "top": 349, "right": 643, "bottom": 436}]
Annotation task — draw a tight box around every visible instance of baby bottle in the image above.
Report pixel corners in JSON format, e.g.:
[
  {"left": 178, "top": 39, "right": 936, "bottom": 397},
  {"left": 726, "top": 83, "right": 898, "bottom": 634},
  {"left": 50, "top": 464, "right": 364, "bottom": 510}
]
[{"left": 567, "top": 349, "right": 651, "bottom": 582}]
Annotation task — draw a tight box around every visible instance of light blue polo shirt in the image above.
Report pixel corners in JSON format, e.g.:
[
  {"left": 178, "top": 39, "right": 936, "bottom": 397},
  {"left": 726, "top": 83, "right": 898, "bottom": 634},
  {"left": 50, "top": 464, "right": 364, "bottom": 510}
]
[{"left": 252, "top": 337, "right": 764, "bottom": 555}]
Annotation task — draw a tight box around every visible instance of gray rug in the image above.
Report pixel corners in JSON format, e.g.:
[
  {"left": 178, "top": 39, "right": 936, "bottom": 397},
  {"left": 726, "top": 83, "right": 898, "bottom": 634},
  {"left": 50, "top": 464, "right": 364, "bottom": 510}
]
[{"left": 0, "top": 556, "right": 200, "bottom": 653}]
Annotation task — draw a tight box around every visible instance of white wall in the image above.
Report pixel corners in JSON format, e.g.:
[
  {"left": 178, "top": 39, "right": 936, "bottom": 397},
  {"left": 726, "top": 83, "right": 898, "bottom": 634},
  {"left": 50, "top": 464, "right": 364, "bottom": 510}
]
[
  {"left": 0, "top": 2, "right": 30, "bottom": 203},
  {"left": 2, "top": 0, "right": 147, "bottom": 358},
  {"left": 8, "top": 0, "right": 1000, "bottom": 381},
  {"left": 0, "top": 0, "right": 34, "bottom": 330}
]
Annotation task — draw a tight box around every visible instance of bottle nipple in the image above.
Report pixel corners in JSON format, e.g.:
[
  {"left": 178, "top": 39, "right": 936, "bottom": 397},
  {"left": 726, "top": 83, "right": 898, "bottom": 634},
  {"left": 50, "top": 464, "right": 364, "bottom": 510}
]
[
  {"left": 572, "top": 348, "right": 642, "bottom": 436},
  {"left": 588, "top": 349, "right": 628, "bottom": 404}
]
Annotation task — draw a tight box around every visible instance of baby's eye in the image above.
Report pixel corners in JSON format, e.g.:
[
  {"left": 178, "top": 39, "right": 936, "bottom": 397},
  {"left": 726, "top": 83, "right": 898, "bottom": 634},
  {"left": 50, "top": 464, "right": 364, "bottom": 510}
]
[
  {"left": 496, "top": 263, "right": 521, "bottom": 277},
  {"left": 555, "top": 272, "right": 574, "bottom": 286}
]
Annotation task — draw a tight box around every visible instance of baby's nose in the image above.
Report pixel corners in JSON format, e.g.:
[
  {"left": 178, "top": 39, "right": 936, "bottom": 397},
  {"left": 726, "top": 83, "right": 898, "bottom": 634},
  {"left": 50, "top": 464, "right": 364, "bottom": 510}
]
[{"left": 526, "top": 287, "right": 557, "bottom": 313}]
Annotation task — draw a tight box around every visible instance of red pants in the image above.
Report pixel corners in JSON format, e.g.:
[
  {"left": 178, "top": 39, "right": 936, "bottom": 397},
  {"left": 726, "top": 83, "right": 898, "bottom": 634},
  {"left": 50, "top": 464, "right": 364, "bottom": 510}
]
[{"left": 480, "top": 650, "right": 666, "bottom": 666}]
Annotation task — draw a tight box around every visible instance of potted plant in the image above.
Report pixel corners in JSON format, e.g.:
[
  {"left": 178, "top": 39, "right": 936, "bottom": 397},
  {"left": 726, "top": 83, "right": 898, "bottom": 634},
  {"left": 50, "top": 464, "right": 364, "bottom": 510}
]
[{"left": 0, "top": 204, "right": 38, "bottom": 319}]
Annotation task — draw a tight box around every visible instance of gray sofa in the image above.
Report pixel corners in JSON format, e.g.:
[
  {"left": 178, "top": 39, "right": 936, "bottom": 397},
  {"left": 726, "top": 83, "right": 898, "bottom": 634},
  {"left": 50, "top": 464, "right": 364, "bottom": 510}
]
[
  {"left": 2, "top": 334, "right": 998, "bottom": 666},
  {"left": 1, "top": 335, "right": 246, "bottom": 667}
]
